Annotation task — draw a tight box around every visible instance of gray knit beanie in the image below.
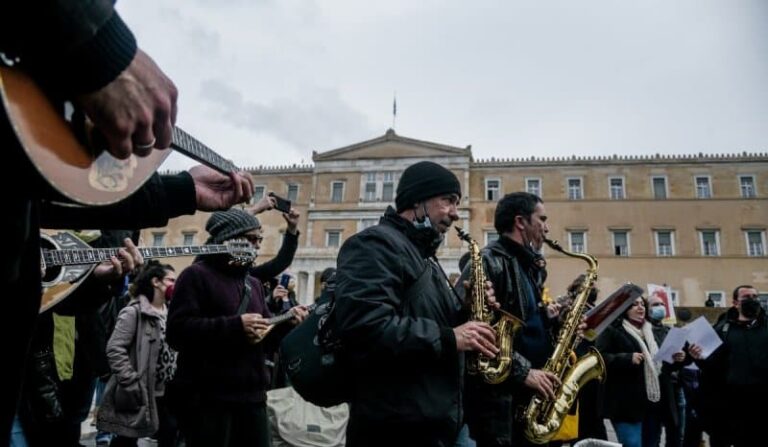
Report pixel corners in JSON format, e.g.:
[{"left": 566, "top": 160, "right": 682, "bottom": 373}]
[{"left": 205, "top": 208, "right": 261, "bottom": 244}]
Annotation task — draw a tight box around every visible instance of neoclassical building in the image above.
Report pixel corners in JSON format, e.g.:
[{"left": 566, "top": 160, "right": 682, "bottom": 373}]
[{"left": 144, "top": 129, "right": 768, "bottom": 307}]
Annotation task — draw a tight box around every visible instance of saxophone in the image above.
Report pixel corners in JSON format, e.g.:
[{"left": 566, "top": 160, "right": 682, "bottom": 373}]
[
  {"left": 456, "top": 227, "right": 523, "bottom": 384},
  {"left": 523, "top": 238, "right": 606, "bottom": 444}
]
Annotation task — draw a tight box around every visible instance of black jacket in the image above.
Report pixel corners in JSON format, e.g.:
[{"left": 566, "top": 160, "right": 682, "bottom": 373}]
[
  {"left": 334, "top": 207, "right": 463, "bottom": 446},
  {"left": 595, "top": 319, "right": 651, "bottom": 422}
]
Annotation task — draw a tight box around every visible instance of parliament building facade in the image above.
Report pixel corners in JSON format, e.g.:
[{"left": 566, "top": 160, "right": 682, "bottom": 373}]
[{"left": 144, "top": 129, "right": 768, "bottom": 307}]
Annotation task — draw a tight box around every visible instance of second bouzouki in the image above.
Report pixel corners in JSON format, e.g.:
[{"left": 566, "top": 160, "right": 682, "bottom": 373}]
[
  {"left": 40, "top": 231, "right": 256, "bottom": 313},
  {"left": 0, "top": 66, "right": 240, "bottom": 206},
  {"left": 253, "top": 302, "right": 318, "bottom": 343}
]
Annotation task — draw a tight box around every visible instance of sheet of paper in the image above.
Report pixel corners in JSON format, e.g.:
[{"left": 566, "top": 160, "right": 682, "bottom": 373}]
[
  {"left": 685, "top": 316, "right": 722, "bottom": 359},
  {"left": 653, "top": 326, "right": 688, "bottom": 364}
]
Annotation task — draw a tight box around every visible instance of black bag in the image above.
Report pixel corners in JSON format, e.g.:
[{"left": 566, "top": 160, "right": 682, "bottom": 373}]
[{"left": 279, "top": 296, "right": 349, "bottom": 407}]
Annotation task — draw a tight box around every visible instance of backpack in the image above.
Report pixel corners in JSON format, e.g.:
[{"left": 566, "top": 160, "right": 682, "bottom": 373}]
[
  {"left": 280, "top": 249, "right": 432, "bottom": 407},
  {"left": 279, "top": 288, "right": 349, "bottom": 407}
]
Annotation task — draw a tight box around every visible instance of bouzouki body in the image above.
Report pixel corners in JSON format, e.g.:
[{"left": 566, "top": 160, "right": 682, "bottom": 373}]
[{"left": 0, "top": 66, "right": 238, "bottom": 206}]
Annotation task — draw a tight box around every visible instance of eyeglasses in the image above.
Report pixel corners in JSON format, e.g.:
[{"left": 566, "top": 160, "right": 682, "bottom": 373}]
[{"left": 243, "top": 234, "right": 264, "bottom": 244}]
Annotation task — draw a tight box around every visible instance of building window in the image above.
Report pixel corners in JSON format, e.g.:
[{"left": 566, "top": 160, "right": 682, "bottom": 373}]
[
  {"left": 700, "top": 230, "right": 720, "bottom": 256},
  {"left": 740, "top": 175, "right": 756, "bottom": 198},
  {"left": 695, "top": 176, "right": 711, "bottom": 199},
  {"left": 182, "top": 232, "right": 195, "bottom": 246},
  {"left": 651, "top": 176, "right": 667, "bottom": 200},
  {"left": 670, "top": 289, "right": 680, "bottom": 305},
  {"left": 326, "top": 230, "right": 341, "bottom": 248},
  {"left": 486, "top": 178, "right": 501, "bottom": 201},
  {"left": 609, "top": 177, "right": 625, "bottom": 200},
  {"left": 612, "top": 231, "right": 629, "bottom": 256},
  {"left": 485, "top": 231, "right": 499, "bottom": 245},
  {"left": 331, "top": 181, "right": 345, "bottom": 203},
  {"left": 655, "top": 231, "right": 675, "bottom": 256},
  {"left": 252, "top": 185, "right": 266, "bottom": 204},
  {"left": 526, "top": 178, "right": 542, "bottom": 197},
  {"left": 706, "top": 291, "right": 725, "bottom": 307},
  {"left": 567, "top": 178, "right": 583, "bottom": 200},
  {"left": 362, "top": 172, "right": 399, "bottom": 202},
  {"left": 568, "top": 231, "right": 586, "bottom": 253},
  {"left": 359, "top": 219, "right": 378, "bottom": 231},
  {"left": 287, "top": 183, "right": 299, "bottom": 202},
  {"left": 364, "top": 181, "right": 377, "bottom": 201},
  {"left": 745, "top": 230, "right": 766, "bottom": 256},
  {"left": 152, "top": 232, "right": 165, "bottom": 247}
]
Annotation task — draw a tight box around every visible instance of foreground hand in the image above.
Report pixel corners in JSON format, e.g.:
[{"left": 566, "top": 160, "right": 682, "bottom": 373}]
[
  {"left": 672, "top": 351, "right": 686, "bottom": 363},
  {"left": 290, "top": 305, "right": 309, "bottom": 324},
  {"left": 92, "top": 238, "right": 144, "bottom": 281},
  {"left": 272, "top": 285, "right": 289, "bottom": 302},
  {"left": 241, "top": 313, "right": 269, "bottom": 337},
  {"left": 283, "top": 209, "right": 301, "bottom": 234},
  {"left": 688, "top": 343, "right": 704, "bottom": 360},
  {"left": 248, "top": 195, "right": 276, "bottom": 215},
  {"left": 546, "top": 303, "right": 562, "bottom": 319},
  {"left": 632, "top": 352, "right": 644, "bottom": 365},
  {"left": 75, "top": 49, "right": 178, "bottom": 158},
  {"left": 462, "top": 280, "right": 500, "bottom": 310},
  {"left": 190, "top": 165, "right": 254, "bottom": 210},
  {"left": 525, "top": 369, "right": 561, "bottom": 400},
  {"left": 454, "top": 321, "right": 498, "bottom": 358}
]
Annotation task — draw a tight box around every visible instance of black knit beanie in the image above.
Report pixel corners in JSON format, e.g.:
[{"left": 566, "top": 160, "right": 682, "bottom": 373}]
[
  {"left": 205, "top": 208, "right": 261, "bottom": 244},
  {"left": 395, "top": 161, "right": 461, "bottom": 212}
]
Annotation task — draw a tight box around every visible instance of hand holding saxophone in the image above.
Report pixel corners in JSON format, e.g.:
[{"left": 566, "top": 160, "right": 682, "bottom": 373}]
[
  {"left": 454, "top": 321, "right": 499, "bottom": 358},
  {"left": 524, "top": 369, "right": 561, "bottom": 401}
]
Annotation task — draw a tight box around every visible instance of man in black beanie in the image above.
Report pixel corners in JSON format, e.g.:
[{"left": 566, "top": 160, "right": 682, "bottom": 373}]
[
  {"left": 334, "top": 160, "right": 498, "bottom": 447},
  {"left": 167, "top": 208, "right": 307, "bottom": 447}
]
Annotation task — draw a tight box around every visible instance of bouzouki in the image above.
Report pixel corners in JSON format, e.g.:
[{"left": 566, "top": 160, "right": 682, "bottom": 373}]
[
  {"left": 40, "top": 231, "right": 255, "bottom": 313},
  {"left": 0, "top": 66, "right": 240, "bottom": 206},
  {"left": 253, "top": 302, "right": 318, "bottom": 343}
]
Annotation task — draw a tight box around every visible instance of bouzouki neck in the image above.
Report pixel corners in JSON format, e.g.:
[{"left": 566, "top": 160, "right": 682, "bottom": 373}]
[
  {"left": 171, "top": 127, "right": 237, "bottom": 174},
  {"left": 42, "top": 244, "right": 235, "bottom": 267}
]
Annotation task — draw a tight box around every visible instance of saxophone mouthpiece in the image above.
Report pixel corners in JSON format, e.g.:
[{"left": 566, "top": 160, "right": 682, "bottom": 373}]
[{"left": 455, "top": 226, "right": 469, "bottom": 241}]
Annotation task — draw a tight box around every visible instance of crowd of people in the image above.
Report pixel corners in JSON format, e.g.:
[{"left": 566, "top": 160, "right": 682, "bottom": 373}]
[{"left": 2, "top": 3, "right": 765, "bottom": 447}]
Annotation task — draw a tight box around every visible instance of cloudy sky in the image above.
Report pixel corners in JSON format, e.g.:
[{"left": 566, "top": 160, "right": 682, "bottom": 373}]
[{"left": 118, "top": 0, "right": 768, "bottom": 171}]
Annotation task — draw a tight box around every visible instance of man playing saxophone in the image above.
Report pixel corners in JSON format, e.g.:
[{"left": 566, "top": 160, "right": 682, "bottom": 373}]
[{"left": 456, "top": 192, "right": 562, "bottom": 447}]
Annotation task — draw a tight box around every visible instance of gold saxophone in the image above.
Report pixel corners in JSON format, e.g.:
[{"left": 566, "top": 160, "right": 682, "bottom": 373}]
[
  {"left": 456, "top": 227, "right": 523, "bottom": 384},
  {"left": 523, "top": 237, "right": 606, "bottom": 444}
]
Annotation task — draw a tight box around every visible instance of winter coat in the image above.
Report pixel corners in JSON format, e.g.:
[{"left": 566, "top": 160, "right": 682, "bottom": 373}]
[
  {"left": 334, "top": 207, "right": 464, "bottom": 446},
  {"left": 97, "top": 296, "right": 165, "bottom": 438}
]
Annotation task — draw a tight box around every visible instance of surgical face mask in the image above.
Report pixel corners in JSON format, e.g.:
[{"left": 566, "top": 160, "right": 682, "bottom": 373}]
[
  {"left": 649, "top": 305, "right": 666, "bottom": 321},
  {"left": 412, "top": 203, "right": 433, "bottom": 230},
  {"left": 741, "top": 298, "right": 761, "bottom": 320},
  {"left": 164, "top": 284, "right": 175, "bottom": 302}
]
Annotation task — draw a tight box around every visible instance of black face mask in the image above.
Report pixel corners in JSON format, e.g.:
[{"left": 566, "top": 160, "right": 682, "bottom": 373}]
[{"left": 741, "top": 298, "right": 762, "bottom": 320}]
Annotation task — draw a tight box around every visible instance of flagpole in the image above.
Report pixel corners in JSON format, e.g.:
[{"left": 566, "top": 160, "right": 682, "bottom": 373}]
[{"left": 392, "top": 92, "right": 397, "bottom": 130}]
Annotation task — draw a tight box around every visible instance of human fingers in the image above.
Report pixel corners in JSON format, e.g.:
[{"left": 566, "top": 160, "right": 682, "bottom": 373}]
[
  {"left": 472, "top": 323, "right": 498, "bottom": 345},
  {"left": 115, "top": 247, "right": 135, "bottom": 273},
  {"left": 123, "top": 238, "right": 144, "bottom": 269},
  {"left": 109, "top": 255, "right": 123, "bottom": 277}
]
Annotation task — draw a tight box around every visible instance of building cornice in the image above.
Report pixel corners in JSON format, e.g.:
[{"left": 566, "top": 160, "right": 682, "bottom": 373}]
[{"left": 472, "top": 152, "right": 768, "bottom": 168}]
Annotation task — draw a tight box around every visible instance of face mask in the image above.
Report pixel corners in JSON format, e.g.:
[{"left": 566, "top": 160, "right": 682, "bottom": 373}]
[
  {"left": 741, "top": 299, "right": 761, "bottom": 320},
  {"left": 649, "top": 306, "right": 666, "bottom": 321},
  {"left": 164, "top": 284, "right": 175, "bottom": 302}
]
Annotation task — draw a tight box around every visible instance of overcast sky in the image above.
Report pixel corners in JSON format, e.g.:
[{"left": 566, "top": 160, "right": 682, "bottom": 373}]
[{"left": 118, "top": 0, "right": 768, "bottom": 171}]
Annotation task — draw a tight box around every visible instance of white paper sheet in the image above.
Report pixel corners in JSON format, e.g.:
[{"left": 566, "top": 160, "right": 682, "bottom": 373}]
[
  {"left": 685, "top": 316, "right": 723, "bottom": 359},
  {"left": 653, "top": 326, "right": 688, "bottom": 364}
]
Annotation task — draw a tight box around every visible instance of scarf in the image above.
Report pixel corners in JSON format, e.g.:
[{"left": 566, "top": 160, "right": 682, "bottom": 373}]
[{"left": 622, "top": 319, "right": 661, "bottom": 403}]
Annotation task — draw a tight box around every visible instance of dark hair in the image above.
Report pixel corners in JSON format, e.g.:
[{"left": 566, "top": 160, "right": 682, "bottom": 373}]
[
  {"left": 131, "top": 260, "right": 174, "bottom": 302},
  {"left": 494, "top": 192, "right": 543, "bottom": 235},
  {"left": 458, "top": 251, "right": 472, "bottom": 272},
  {"left": 732, "top": 284, "right": 755, "bottom": 301}
]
